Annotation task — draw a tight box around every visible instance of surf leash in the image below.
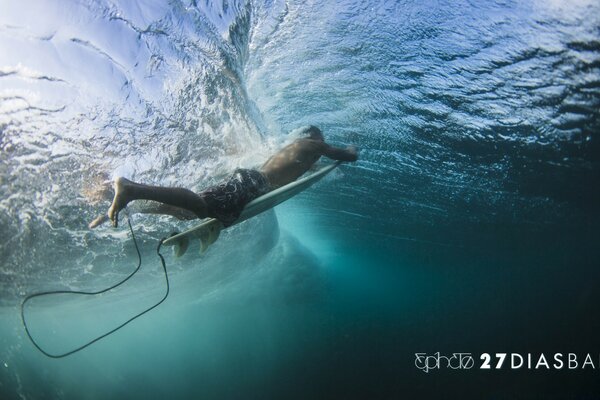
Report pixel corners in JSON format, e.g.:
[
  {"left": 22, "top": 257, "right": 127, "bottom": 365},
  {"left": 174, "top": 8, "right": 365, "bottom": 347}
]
[{"left": 20, "top": 216, "right": 170, "bottom": 358}]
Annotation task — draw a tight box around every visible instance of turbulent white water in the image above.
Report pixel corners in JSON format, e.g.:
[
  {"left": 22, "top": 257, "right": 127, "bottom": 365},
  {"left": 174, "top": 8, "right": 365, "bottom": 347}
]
[{"left": 0, "top": 0, "right": 282, "bottom": 302}]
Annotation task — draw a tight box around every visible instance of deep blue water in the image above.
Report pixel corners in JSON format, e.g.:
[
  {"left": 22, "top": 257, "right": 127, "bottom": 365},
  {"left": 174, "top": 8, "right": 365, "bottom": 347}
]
[{"left": 1, "top": 0, "right": 599, "bottom": 398}]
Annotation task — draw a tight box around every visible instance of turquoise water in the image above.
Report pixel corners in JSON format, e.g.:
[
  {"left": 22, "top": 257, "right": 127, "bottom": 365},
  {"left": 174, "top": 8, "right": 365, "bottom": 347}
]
[{"left": 1, "top": 0, "right": 599, "bottom": 398}]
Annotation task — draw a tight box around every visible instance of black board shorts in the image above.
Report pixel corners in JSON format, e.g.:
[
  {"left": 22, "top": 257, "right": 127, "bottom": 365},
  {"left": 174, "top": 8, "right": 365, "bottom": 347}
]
[{"left": 201, "top": 169, "right": 271, "bottom": 227}]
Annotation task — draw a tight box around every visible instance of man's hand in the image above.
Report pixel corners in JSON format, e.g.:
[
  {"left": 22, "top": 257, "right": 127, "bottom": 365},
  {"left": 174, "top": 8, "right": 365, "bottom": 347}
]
[{"left": 346, "top": 145, "right": 359, "bottom": 162}]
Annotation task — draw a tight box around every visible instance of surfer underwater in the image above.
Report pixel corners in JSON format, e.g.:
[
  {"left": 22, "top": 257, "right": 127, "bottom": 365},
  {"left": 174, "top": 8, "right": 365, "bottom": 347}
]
[
  {"left": 88, "top": 126, "right": 358, "bottom": 229},
  {"left": 22, "top": 126, "right": 358, "bottom": 358}
]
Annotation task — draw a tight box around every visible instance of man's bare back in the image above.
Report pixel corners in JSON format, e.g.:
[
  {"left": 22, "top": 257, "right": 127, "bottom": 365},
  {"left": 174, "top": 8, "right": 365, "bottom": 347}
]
[
  {"left": 261, "top": 137, "right": 357, "bottom": 188},
  {"left": 89, "top": 126, "right": 357, "bottom": 228}
]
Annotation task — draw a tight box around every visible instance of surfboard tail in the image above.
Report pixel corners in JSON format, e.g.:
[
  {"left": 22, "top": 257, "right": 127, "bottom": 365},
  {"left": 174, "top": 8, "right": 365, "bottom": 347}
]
[{"left": 170, "top": 220, "right": 223, "bottom": 256}]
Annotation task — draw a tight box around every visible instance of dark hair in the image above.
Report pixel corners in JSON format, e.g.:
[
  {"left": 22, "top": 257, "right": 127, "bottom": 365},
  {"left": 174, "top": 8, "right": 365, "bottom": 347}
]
[{"left": 305, "top": 125, "right": 324, "bottom": 141}]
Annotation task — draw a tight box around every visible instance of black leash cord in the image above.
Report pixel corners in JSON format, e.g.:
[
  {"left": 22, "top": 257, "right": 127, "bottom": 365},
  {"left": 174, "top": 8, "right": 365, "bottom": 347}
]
[{"left": 20, "top": 218, "right": 170, "bottom": 358}]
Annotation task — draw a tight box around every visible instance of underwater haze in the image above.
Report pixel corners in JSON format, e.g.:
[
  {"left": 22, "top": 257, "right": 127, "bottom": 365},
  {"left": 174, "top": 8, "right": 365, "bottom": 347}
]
[{"left": 1, "top": 0, "right": 599, "bottom": 398}]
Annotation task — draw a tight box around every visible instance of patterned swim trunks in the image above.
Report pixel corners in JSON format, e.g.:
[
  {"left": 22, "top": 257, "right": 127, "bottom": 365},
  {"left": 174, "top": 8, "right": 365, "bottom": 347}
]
[{"left": 201, "top": 169, "right": 271, "bottom": 226}]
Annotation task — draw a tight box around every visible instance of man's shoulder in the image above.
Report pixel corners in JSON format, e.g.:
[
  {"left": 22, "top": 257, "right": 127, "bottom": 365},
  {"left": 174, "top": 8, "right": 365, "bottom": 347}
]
[{"left": 294, "top": 138, "right": 327, "bottom": 150}]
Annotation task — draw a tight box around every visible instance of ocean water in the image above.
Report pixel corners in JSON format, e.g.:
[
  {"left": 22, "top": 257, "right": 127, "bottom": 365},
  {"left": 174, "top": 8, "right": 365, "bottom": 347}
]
[{"left": 1, "top": 0, "right": 599, "bottom": 398}]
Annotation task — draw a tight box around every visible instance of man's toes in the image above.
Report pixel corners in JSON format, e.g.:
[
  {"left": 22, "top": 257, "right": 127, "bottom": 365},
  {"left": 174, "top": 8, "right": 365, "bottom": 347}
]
[
  {"left": 107, "top": 205, "right": 118, "bottom": 227},
  {"left": 89, "top": 214, "right": 108, "bottom": 229}
]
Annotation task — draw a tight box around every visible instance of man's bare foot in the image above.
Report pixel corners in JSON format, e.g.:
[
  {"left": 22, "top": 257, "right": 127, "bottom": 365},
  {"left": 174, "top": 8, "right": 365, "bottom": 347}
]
[
  {"left": 89, "top": 214, "right": 108, "bottom": 229},
  {"left": 107, "top": 177, "right": 134, "bottom": 228}
]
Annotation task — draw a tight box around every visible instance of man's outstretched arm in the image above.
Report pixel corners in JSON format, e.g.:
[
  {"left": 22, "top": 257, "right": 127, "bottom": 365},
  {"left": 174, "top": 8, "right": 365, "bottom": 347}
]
[{"left": 321, "top": 143, "right": 359, "bottom": 162}]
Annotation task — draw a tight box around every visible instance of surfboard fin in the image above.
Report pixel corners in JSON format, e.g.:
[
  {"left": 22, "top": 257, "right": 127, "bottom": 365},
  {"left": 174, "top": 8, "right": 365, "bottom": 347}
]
[
  {"left": 171, "top": 232, "right": 190, "bottom": 258},
  {"left": 198, "top": 221, "right": 223, "bottom": 254}
]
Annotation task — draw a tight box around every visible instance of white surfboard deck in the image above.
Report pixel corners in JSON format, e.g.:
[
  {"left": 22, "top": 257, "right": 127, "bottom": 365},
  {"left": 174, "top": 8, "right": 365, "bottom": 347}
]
[{"left": 162, "top": 161, "right": 341, "bottom": 256}]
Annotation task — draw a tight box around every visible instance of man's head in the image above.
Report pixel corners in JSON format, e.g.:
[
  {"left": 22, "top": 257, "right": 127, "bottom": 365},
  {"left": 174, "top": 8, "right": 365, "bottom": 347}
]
[{"left": 304, "top": 125, "right": 324, "bottom": 141}]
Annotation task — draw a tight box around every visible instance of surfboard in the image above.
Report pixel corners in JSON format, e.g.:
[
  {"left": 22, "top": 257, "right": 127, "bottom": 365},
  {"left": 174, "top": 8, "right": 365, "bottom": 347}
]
[{"left": 162, "top": 161, "right": 342, "bottom": 256}]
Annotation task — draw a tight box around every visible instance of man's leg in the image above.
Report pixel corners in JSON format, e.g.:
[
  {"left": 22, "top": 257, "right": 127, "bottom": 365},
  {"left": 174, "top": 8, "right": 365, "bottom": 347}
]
[
  {"left": 89, "top": 201, "right": 198, "bottom": 229},
  {"left": 107, "top": 177, "right": 208, "bottom": 227},
  {"left": 136, "top": 203, "right": 198, "bottom": 220}
]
